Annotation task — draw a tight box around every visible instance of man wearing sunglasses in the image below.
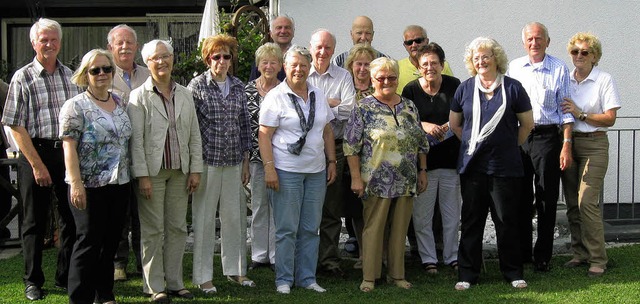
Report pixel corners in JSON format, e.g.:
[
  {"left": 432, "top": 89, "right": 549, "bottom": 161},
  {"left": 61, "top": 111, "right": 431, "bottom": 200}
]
[
  {"left": 397, "top": 25, "right": 453, "bottom": 94},
  {"left": 107, "top": 24, "right": 150, "bottom": 282},
  {"left": 2, "top": 18, "right": 81, "bottom": 301},
  {"left": 332, "top": 16, "right": 389, "bottom": 69},
  {"left": 506, "top": 21, "right": 573, "bottom": 273}
]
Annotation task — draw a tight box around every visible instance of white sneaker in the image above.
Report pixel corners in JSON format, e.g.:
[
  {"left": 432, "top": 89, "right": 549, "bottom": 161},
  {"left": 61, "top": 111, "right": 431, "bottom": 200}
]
[
  {"left": 305, "top": 283, "right": 326, "bottom": 293},
  {"left": 276, "top": 284, "right": 290, "bottom": 294}
]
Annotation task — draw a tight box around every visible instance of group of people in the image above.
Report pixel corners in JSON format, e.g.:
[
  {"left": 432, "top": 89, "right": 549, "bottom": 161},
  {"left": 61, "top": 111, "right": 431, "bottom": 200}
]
[{"left": 1, "top": 13, "right": 620, "bottom": 304}]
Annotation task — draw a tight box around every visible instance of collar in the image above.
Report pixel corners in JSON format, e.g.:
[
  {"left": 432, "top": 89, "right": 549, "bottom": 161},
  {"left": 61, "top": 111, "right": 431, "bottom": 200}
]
[
  {"left": 280, "top": 80, "right": 313, "bottom": 100},
  {"left": 310, "top": 63, "right": 338, "bottom": 78},
  {"left": 33, "top": 57, "right": 62, "bottom": 75},
  {"left": 115, "top": 63, "right": 141, "bottom": 76},
  {"left": 521, "top": 54, "right": 551, "bottom": 71},
  {"left": 570, "top": 66, "right": 600, "bottom": 83},
  {"left": 204, "top": 71, "right": 243, "bottom": 88}
]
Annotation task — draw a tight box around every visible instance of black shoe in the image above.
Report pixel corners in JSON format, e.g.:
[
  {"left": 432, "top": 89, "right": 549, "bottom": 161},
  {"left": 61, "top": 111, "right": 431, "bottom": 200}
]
[
  {"left": 25, "top": 285, "right": 44, "bottom": 301},
  {"left": 54, "top": 283, "right": 67, "bottom": 291},
  {"left": 249, "top": 261, "right": 270, "bottom": 270},
  {"left": 534, "top": 261, "right": 551, "bottom": 272},
  {"left": 321, "top": 265, "right": 345, "bottom": 278}
]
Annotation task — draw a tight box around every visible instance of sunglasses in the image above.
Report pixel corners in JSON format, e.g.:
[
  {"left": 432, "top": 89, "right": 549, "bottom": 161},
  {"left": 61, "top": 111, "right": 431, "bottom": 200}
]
[
  {"left": 403, "top": 37, "right": 426, "bottom": 46},
  {"left": 374, "top": 76, "right": 398, "bottom": 83},
  {"left": 88, "top": 66, "right": 113, "bottom": 75},
  {"left": 570, "top": 49, "right": 590, "bottom": 56},
  {"left": 211, "top": 54, "right": 232, "bottom": 61}
]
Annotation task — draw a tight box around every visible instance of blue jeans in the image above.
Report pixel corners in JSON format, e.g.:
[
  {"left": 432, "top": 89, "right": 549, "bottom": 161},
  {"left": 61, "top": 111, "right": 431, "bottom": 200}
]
[{"left": 269, "top": 169, "right": 326, "bottom": 288}]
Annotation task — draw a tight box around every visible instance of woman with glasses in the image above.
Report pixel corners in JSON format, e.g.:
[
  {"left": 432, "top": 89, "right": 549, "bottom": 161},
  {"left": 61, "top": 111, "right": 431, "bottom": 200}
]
[
  {"left": 129, "top": 39, "right": 203, "bottom": 303},
  {"left": 60, "top": 49, "right": 130, "bottom": 304},
  {"left": 402, "top": 43, "right": 462, "bottom": 275},
  {"left": 449, "top": 37, "right": 533, "bottom": 291},
  {"left": 187, "top": 34, "right": 254, "bottom": 293},
  {"left": 344, "top": 57, "right": 429, "bottom": 292},
  {"left": 560, "top": 32, "right": 621, "bottom": 277},
  {"left": 259, "top": 45, "right": 336, "bottom": 294}
]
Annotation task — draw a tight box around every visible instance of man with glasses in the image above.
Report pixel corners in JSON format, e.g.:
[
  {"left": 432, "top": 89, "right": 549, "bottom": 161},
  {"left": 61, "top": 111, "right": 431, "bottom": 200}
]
[
  {"left": 506, "top": 22, "right": 573, "bottom": 273},
  {"left": 2, "top": 18, "right": 81, "bottom": 301},
  {"left": 332, "top": 16, "right": 389, "bottom": 68},
  {"left": 397, "top": 25, "right": 453, "bottom": 94},
  {"left": 107, "top": 24, "right": 149, "bottom": 282}
]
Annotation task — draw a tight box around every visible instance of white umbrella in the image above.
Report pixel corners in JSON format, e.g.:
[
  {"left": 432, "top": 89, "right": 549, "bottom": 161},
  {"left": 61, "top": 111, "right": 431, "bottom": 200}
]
[{"left": 198, "top": 0, "right": 219, "bottom": 43}]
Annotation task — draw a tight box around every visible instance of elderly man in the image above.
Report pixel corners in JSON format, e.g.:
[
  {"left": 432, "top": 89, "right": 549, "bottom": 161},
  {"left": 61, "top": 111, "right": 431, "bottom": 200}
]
[
  {"left": 332, "top": 16, "right": 389, "bottom": 68},
  {"left": 2, "top": 18, "right": 81, "bottom": 301},
  {"left": 397, "top": 25, "right": 453, "bottom": 94},
  {"left": 507, "top": 22, "right": 573, "bottom": 272},
  {"left": 107, "top": 24, "right": 149, "bottom": 282},
  {"left": 249, "top": 15, "right": 295, "bottom": 81},
  {"left": 307, "top": 29, "right": 356, "bottom": 276}
]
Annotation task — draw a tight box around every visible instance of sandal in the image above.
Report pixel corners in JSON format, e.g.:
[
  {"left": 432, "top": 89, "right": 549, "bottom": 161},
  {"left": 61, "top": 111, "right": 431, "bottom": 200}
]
[
  {"left": 587, "top": 266, "right": 606, "bottom": 277},
  {"left": 511, "top": 280, "right": 528, "bottom": 289},
  {"left": 359, "top": 280, "right": 374, "bottom": 292},
  {"left": 168, "top": 288, "right": 194, "bottom": 299},
  {"left": 150, "top": 292, "right": 170, "bottom": 303},
  {"left": 455, "top": 281, "right": 470, "bottom": 290},
  {"left": 423, "top": 263, "right": 438, "bottom": 274},
  {"left": 386, "top": 276, "right": 412, "bottom": 289},
  {"left": 199, "top": 282, "right": 217, "bottom": 294},
  {"left": 227, "top": 275, "right": 256, "bottom": 287},
  {"left": 449, "top": 260, "right": 459, "bottom": 271}
]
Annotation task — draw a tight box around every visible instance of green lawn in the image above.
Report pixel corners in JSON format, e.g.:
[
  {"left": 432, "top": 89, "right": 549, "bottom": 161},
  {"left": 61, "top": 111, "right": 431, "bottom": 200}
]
[{"left": 1, "top": 244, "right": 639, "bottom": 303}]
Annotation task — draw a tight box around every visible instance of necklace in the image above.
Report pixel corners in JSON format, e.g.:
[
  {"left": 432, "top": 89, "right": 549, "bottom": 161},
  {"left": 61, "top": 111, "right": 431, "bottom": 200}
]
[
  {"left": 86, "top": 90, "right": 111, "bottom": 102},
  {"left": 256, "top": 78, "right": 278, "bottom": 95}
]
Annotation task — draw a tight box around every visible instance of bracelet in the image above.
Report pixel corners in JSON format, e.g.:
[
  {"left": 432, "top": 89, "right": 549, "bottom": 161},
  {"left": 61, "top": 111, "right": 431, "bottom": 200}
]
[
  {"left": 563, "top": 138, "right": 573, "bottom": 143},
  {"left": 263, "top": 160, "right": 274, "bottom": 167},
  {"left": 327, "top": 160, "right": 337, "bottom": 164}
]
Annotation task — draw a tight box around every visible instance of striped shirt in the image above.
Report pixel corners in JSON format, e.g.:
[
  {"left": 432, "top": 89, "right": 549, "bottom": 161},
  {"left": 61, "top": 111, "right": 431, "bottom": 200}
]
[
  {"left": 188, "top": 72, "right": 251, "bottom": 167},
  {"left": 153, "top": 83, "right": 181, "bottom": 170},
  {"left": 2, "top": 58, "right": 81, "bottom": 139},
  {"left": 507, "top": 54, "right": 574, "bottom": 126}
]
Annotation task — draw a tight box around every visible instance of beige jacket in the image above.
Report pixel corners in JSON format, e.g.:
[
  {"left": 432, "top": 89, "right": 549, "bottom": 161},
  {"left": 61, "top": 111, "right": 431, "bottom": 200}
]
[{"left": 128, "top": 77, "right": 203, "bottom": 177}]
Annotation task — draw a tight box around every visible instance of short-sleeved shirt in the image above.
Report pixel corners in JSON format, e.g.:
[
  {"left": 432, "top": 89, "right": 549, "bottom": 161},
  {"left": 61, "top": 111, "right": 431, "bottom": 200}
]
[
  {"left": 450, "top": 76, "right": 532, "bottom": 177},
  {"left": 570, "top": 67, "right": 621, "bottom": 133},
  {"left": 59, "top": 93, "right": 131, "bottom": 187},
  {"left": 402, "top": 74, "right": 461, "bottom": 170},
  {"left": 259, "top": 81, "right": 334, "bottom": 173},
  {"left": 397, "top": 57, "right": 454, "bottom": 94},
  {"left": 344, "top": 95, "right": 429, "bottom": 199},
  {"left": 2, "top": 58, "right": 82, "bottom": 139}
]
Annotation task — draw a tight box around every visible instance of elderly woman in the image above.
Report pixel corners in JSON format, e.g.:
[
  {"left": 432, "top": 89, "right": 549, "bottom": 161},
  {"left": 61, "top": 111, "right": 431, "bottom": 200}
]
[
  {"left": 344, "top": 57, "right": 429, "bottom": 292},
  {"left": 402, "top": 43, "right": 462, "bottom": 275},
  {"left": 342, "top": 43, "right": 376, "bottom": 268},
  {"left": 560, "top": 33, "right": 621, "bottom": 277},
  {"left": 187, "top": 34, "right": 253, "bottom": 292},
  {"left": 128, "top": 39, "right": 203, "bottom": 303},
  {"left": 60, "top": 49, "right": 130, "bottom": 304},
  {"left": 245, "top": 42, "right": 283, "bottom": 271},
  {"left": 449, "top": 37, "right": 533, "bottom": 291},
  {"left": 259, "top": 45, "right": 336, "bottom": 294}
]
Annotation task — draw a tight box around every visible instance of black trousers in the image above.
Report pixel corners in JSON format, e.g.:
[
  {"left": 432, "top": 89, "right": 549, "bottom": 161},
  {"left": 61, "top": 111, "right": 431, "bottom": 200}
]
[
  {"left": 113, "top": 183, "right": 141, "bottom": 271},
  {"left": 18, "top": 142, "right": 75, "bottom": 287},
  {"left": 458, "top": 173, "right": 523, "bottom": 284},
  {"left": 519, "top": 127, "right": 561, "bottom": 264},
  {"left": 68, "top": 183, "right": 129, "bottom": 304}
]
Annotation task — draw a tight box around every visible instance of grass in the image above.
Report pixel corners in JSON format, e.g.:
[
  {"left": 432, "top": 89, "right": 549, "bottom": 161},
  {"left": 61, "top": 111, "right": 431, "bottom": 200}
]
[{"left": 1, "top": 244, "right": 640, "bottom": 303}]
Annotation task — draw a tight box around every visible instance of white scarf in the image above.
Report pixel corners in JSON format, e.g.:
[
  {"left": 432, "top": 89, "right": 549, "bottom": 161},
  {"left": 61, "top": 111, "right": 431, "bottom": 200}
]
[{"left": 467, "top": 73, "right": 507, "bottom": 155}]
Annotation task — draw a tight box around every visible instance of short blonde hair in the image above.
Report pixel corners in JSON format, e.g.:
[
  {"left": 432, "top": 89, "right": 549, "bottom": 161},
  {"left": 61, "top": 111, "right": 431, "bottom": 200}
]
[
  {"left": 567, "top": 32, "right": 602, "bottom": 66},
  {"left": 369, "top": 57, "right": 399, "bottom": 78},
  {"left": 345, "top": 44, "right": 376, "bottom": 78},
  {"left": 71, "top": 49, "right": 115, "bottom": 88},
  {"left": 201, "top": 34, "right": 238, "bottom": 66},
  {"left": 463, "top": 37, "right": 508, "bottom": 76},
  {"left": 254, "top": 42, "right": 283, "bottom": 65}
]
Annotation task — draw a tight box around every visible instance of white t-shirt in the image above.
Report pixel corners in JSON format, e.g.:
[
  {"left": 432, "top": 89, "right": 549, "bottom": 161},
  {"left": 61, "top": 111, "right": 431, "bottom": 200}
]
[
  {"left": 570, "top": 67, "right": 621, "bottom": 133},
  {"left": 259, "top": 81, "right": 335, "bottom": 173}
]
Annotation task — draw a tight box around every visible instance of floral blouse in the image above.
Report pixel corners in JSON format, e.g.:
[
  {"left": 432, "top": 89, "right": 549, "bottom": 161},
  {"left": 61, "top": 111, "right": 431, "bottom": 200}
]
[
  {"left": 344, "top": 95, "right": 429, "bottom": 199},
  {"left": 59, "top": 93, "right": 132, "bottom": 188}
]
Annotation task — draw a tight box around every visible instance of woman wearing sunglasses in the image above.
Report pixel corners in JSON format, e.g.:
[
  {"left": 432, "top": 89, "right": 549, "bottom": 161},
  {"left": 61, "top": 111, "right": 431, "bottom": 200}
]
[
  {"left": 560, "top": 32, "right": 621, "bottom": 277},
  {"left": 60, "top": 49, "right": 131, "bottom": 304},
  {"left": 128, "top": 39, "right": 203, "bottom": 303},
  {"left": 344, "top": 57, "right": 429, "bottom": 292},
  {"left": 187, "top": 34, "right": 254, "bottom": 293}
]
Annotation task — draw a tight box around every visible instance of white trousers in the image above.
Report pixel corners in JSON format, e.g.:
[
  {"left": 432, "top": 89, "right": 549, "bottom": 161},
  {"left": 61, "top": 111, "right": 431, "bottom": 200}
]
[
  {"left": 191, "top": 165, "right": 247, "bottom": 285},
  {"left": 412, "top": 168, "right": 461, "bottom": 265},
  {"left": 249, "top": 162, "right": 276, "bottom": 264}
]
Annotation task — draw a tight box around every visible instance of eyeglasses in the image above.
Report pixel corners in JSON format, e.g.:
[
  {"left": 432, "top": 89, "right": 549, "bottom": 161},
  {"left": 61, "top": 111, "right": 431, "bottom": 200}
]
[
  {"left": 211, "top": 54, "right": 232, "bottom": 61},
  {"left": 403, "top": 37, "right": 426, "bottom": 46},
  {"left": 472, "top": 54, "right": 494, "bottom": 63},
  {"left": 373, "top": 75, "right": 398, "bottom": 83},
  {"left": 148, "top": 54, "right": 173, "bottom": 63},
  {"left": 570, "top": 49, "right": 590, "bottom": 56},
  {"left": 88, "top": 66, "right": 113, "bottom": 75}
]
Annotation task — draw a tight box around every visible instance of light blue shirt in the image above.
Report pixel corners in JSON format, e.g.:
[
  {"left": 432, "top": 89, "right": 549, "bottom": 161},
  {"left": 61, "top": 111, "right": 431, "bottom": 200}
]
[{"left": 507, "top": 54, "right": 574, "bottom": 126}]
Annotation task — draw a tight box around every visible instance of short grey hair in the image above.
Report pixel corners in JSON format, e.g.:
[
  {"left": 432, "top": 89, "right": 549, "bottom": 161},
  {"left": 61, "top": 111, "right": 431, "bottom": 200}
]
[
  {"left": 310, "top": 28, "right": 336, "bottom": 46},
  {"left": 283, "top": 45, "right": 311, "bottom": 65},
  {"left": 521, "top": 22, "right": 549, "bottom": 44},
  {"left": 270, "top": 15, "right": 295, "bottom": 32},
  {"left": 107, "top": 24, "right": 138, "bottom": 45},
  {"left": 403, "top": 25, "right": 427, "bottom": 38},
  {"left": 141, "top": 39, "right": 173, "bottom": 65},
  {"left": 30, "top": 18, "right": 62, "bottom": 43}
]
